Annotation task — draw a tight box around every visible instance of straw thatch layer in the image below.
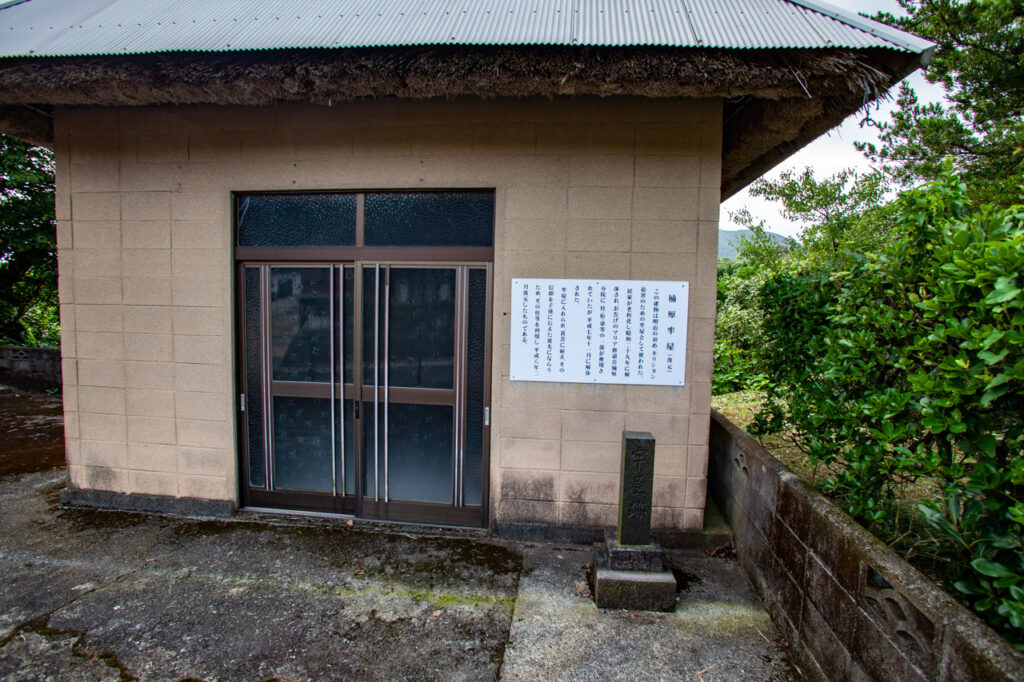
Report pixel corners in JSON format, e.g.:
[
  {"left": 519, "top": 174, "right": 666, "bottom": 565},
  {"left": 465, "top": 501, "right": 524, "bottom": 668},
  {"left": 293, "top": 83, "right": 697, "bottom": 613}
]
[{"left": 0, "top": 45, "right": 909, "bottom": 196}]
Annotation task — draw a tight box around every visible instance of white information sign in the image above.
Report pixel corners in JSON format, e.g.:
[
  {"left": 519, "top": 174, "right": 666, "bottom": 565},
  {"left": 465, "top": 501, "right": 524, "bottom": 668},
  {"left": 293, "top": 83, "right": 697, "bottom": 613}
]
[{"left": 509, "top": 278, "right": 688, "bottom": 386}]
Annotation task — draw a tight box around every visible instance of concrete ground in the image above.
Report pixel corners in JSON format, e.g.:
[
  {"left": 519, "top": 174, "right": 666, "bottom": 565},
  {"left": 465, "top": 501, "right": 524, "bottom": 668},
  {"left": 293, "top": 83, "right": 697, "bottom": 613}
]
[{"left": 0, "top": 387, "right": 795, "bottom": 681}]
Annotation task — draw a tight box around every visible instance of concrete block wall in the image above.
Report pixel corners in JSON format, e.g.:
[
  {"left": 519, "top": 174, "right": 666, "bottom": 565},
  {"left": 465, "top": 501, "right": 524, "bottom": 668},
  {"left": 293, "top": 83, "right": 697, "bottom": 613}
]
[
  {"left": 708, "top": 409, "right": 1024, "bottom": 681},
  {"left": 55, "top": 96, "right": 721, "bottom": 528}
]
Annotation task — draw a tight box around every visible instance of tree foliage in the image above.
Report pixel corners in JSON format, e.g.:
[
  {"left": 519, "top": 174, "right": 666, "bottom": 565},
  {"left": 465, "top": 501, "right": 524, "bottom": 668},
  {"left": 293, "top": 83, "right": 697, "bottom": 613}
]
[
  {"left": 0, "top": 134, "right": 58, "bottom": 346},
  {"left": 863, "top": 0, "right": 1024, "bottom": 204}
]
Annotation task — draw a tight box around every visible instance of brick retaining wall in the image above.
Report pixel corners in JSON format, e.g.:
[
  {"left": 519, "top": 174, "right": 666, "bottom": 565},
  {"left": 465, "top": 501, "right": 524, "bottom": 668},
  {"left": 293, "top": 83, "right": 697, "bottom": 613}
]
[
  {"left": 0, "top": 345, "right": 61, "bottom": 392},
  {"left": 708, "top": 408, "right": 1024, "bottom": 681}
]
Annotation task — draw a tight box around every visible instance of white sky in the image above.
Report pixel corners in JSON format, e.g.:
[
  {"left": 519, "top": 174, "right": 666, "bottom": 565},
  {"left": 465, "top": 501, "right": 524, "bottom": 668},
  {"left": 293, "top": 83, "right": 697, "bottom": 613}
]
[{"left": 719, "top": 0, "right": 948, "bottom": 238}]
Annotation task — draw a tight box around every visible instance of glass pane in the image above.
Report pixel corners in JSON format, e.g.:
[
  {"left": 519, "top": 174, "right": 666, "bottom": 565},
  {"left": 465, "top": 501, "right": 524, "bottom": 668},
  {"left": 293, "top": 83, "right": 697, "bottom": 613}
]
[
  {"left": 244, "top": 267, "right": 266, "bottom": 488},
  {"left": 387, "top": 403, "right": 453, "bottom": 504},
  {"left": 342, "top": 399, "right": 355, "bottom": 495},
  {"left": 388, "top": 268, "right": 455, "bottom": 389},
  {"left": 364, "top": 192, "right": 494, "bottom": 247},
  {"left": 272, "top": 396, "right": 332, "bottom": 492},
  {"left": 342, "top": 266, "right": 354, "bottom": 384},
  {"left": 237, "top": 193, "right": 356, "bottom": 247},
  {"left": 362, "top": 268, "right": 383, "bottom": 387},
  {"left": 362, "top": 400, "right": 380, "bottom": 499},
  {"left": 271, "top": 267, "right": 331, "bottom": 383},
  {"left": 464, "top": 268, "right": 486, "bottom": 506}
]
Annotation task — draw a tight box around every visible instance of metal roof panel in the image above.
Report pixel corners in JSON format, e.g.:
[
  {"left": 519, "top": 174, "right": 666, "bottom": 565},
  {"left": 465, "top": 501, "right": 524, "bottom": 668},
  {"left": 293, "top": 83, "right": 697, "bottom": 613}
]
[{"left": 0, "top": 0, "right": 928, "bottom": 57}]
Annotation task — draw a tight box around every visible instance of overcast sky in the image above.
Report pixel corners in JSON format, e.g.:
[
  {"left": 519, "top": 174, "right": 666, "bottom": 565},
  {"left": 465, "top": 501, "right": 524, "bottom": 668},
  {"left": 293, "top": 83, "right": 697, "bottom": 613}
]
[{"left": 719, "top": 0, "right": 948, "bottom": 238}]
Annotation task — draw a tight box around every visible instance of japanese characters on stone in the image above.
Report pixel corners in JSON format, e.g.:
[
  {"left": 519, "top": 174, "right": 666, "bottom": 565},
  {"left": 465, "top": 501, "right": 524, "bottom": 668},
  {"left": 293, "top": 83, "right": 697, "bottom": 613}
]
[{"left": 510, "top": 278, "right": 689, "bottom": 386}]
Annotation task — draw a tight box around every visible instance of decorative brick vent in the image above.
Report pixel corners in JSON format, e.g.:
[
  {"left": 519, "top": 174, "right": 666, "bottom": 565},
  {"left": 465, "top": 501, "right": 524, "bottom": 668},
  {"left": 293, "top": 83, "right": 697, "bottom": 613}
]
[
  {"left": 707, "top": 408, "right": 1024, "bottom": 682},
  {"left": 0, "top": 346, "right": 61, "bottom": 392}
]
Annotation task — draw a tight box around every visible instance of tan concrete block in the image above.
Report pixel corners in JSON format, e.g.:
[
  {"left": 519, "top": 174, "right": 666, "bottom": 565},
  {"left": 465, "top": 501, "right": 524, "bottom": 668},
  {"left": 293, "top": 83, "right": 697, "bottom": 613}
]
[
  {"left": 175, "top": 391, "right": 229, "bottom": 423},
  {"left": 179, "top": 474, "right": 231, "bottom": 500},
  {"left": 468, "top": 123, "right": 536, "bottom": 152},
  {"left": 121, "top": 192, "right": 171, "bottom": 221},
  {"left": 127, "top": 415, "right": 176, "bottom": 445},
  {"left": 501, "top": 407, "right": 561, "bottom": 440},
  {"left": 501, "top": 380, "right": 562, "bottom": 411},
  {"left": 652, "top": 506, "right": 682, "bottom": 529},
  {"left": 125, "top": 361, "right": 175, "bottom": 390},
  {"left": 61, "top": 358, "right": 78, "bottom": 386},
  {"left": 562, "top": 410, "right": 625, "bottom": 443},
  {"left": 700, "top": 151, "right": 722, "bottom": 189},
  {"left": 499, "top": 438, "right": 560, "bottom": 471},
  {"left": 122, "top": 277, "right": 171, "bottom": 306},
  {"left": 559, "top": 501, "right": 617, "bottom": 527},
  {"left": 123, "top": 221, "right": 171, "bottom": 249},
  {"left": 80, "top": 440, "right": 127, "bottom": 469},
  {"left": 177, "top": 447, "right": 232, "bottom": 478},
  {"left": 77, "top": 386, "right": 125, "bottom": 415},
  {"left": 501, "top": 250, "right": 566, "bottom": 278},
  {"left": 76, "top": 305, "right": 123, "bottom": 333},
  {"left": 653, "top": 475, "right": 687, "bottom": 507},
  {"left": 126, "top": 389, "right": 175, "bottom": 417},
  {"left": 689, "top": 415, "right": 710, "bottom": 447},
  {"left": 62, "top": 386, "right": 78, "bottom": 413},
  {"left": 58, "top": 275, "right": 75, "bottom": 304},
  {"left": 634, "top": 155, "right": 702, "bottom": 188},
  {"left": 568, "top": 187, "right": 632, "bottom": 221},
  {"left": 635, "top": 125, "right": 701, "bottom": 156},
  {"left": 59, "top": 303, "right": 76, "bottom": 334},
  {"left": 128, "top": 470, "right": 178, "bottom": 497},
  {"left": 685, "top": 476, "right": 707, "bottom": 509},
  {"left": 502, "top": 220, "right": 566, "bottom": 251},
  {"left": 172, "top": 307, "right": 223, "bottom": 336},
  {"left": 691, "top": 320, "right": 715, "bottom": 354},
  {"left": 136, "top": 134, "right": 188, "bottom": 164},
  {"left": 698, "top": 188, "right": 721, "bottom": 221},
  {"left": 77, "top": 356, "right": 125, "bottom": 387},
  {"left": 560, "top": 471, "right": 619, "bottom": 505},
  {"left": 632, "top": 187, "right": 699, "bottom": 222},
  {"left": 566, "top": 220, "right": 631, "bottom": 253},
  {"left": 171, "top": 192, "right": 228, "bottom": 222},
  {"left": 60, "top": 329, "right": 76, "bottom": 357},
  {"left": 562, "top": 383, "right": 626, "bottom": 412},
  {"left": 683, "top": 508, "right": 704, "bottom": 530},
  {"left": 561, "top": 440, "right": 619, "bottom": 474},
  {"left": 56, "top": 220, "right": 73, "bottom": 248},
  {"left": 697, "top": 221, "right": 719, "bottom": 260},
  {"left": 79, "top": 412, "right": 127, "bottom": 442},
  {"left": 64, "top": 412, "right": 79, "bottom": 439},
  {"left": 76, "top": 332, "right": 124, "bottom": 360},
  {"left": 630, "top": 221, "right": 698, "bottom": 254},
  {"left": 697, "top": 253, "right": 718, "bottom": 284},
  {"left": 172, "top": 278, "right": 224, "bottom": 307},
  {"left": 690, "top": 382, "right": 712, "bottom": 415},
  {"left": 71, "top": 194, "right": 120, "bottom": 222},
  {"left": 68, "top": 134, "right": 119, "bottom": 164},
  {"left": 690, "top": 285, "right": 717, "bottom": 320},
  {"left": 173, "top": 335, "right": 225, "bottom": 365},
  {"left": 70, "top": 162, "right": 120, "bottom": 193},
  {"left": 82, "top": 465, "right": 128, "bottom": 493},
  {"left": 172, "top": 249, "right": 226, "bottom": 281},
  {"left": 629, "top": 252, "right": 696, "bottom": 281},
  {"left": 504, "top": 186, "right": 567, "bottom": 222},
  {"left": 68, "top": 463, "right": 84, "bottom": 487},
  {"left": 117, "top": 163, "right": 177, "bottom": 192},
  {"left": 74, "top": 277, "right": 121, "bottom": 305},
  {"left": 176, "top": 418, "right": 232, "bottom": 450},
  {"left": 122, "top": 250, "right": 171, "bottom": 279},
  {"left": 692, "top": 351, "right": 714, "bottom": 384},
  {"left": 567, "top": 155, "right": 634, "bottom": 187},
  {"left": 127, "top": 442, "right": 178, "bottom": 472},
  {"left": 125, "top": 333, "right": 173, "bottom": 362},
  {"left": 124, "top": 306, "right": 172, "bottom": 334},
  {"left": 688, "top": 445, "right": 709, "bottom": 477},
  {"left": 536, "top": 124, "right": 634, "bottom": 154},
  {"left": 497, "top": 498, "right": 558, "bottom": 524},
  {"left": 624, "top": 412, "right": 689, "bottom": 446},
  {"left": 175, "top": 363, "right": 221, "bottom": 393},
  {"left": 497, "top": 471, "right": 557, "bottom": 501},
  {"left": 566, "top": 252, "right": 630, "bottom": 279},
  {"left": 652, "top": 444, "right": 689, "bottom": 477},
  {"left": 639, "top": 98, "right": 704, "bottom": 123}
]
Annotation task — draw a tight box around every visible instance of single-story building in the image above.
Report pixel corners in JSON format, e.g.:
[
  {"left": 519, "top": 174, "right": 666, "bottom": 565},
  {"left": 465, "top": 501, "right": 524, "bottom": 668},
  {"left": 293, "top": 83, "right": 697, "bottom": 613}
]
[{"left": 0, "top": 0, "right": 931, "bottom": 534}]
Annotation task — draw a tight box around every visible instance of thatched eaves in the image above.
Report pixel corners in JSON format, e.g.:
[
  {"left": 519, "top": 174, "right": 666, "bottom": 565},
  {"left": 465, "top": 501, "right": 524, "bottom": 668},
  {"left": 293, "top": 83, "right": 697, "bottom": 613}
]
[{"left": 0, "top": 45, "right": 916, "bottom": 198}]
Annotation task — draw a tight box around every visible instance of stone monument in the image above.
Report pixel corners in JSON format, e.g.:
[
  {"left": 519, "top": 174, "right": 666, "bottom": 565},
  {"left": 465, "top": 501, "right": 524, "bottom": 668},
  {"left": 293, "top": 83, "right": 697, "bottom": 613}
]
[{"left": 592, "top": 431, "right": 677, "bottom": 611}]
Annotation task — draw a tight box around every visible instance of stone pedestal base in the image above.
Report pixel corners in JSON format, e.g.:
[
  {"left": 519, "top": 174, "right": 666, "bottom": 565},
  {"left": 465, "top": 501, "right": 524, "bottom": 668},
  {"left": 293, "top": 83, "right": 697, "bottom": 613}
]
[{"left": 592, "top": 538, "right": 677, "bottom": 611}]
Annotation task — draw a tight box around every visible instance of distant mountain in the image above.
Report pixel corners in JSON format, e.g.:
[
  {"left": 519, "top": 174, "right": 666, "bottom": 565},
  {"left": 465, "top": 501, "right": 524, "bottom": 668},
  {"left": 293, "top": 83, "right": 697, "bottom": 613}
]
[{"left": 717, "top": 229, "right": 791, "bottom": 260}]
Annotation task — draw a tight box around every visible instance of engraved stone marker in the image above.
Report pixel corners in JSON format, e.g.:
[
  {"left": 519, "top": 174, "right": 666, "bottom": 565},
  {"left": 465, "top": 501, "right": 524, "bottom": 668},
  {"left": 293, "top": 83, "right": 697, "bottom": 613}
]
[{"left": 617, "top": 431, "right": 656, "bottom": 546}]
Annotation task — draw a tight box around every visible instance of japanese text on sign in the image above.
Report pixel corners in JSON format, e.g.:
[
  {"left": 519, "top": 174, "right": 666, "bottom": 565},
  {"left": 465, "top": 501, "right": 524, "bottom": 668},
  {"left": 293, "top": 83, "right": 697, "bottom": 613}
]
[{"left": 510, "top": 278, "right": 688, "bottom": 386}]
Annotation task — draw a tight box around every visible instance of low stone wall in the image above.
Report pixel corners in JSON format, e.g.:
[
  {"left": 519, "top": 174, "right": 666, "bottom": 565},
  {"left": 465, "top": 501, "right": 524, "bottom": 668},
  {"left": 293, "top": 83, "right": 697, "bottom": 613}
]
[
  {"left": 708, "top": 408, "right": 1024, "bottom": 682},
  {"left": 0, "top": 345, "right": 61, "bottom": 392}
]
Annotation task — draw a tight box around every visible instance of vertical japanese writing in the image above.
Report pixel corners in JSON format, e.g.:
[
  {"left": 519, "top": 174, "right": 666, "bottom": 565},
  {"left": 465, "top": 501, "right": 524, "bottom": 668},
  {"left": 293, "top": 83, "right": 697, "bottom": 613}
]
[
  {"left": 598, "top": 285, "right": 607, "bottom": 376},
  {"left": 610, "top": 285, "right": 620, "bottom": 376},
  {"left": 533, "top": 284, "right": 542, "bottom": 373},
  {"left": 558, "top": 286, "right": 568, "bottom": 374},
  {"left": 545, "top": 284, "right": 555, "bottom": 373},
  {"left": 651, "top": 288, "right": 660, "bottom": 380},
  {"left": 585, "top": 285, "right": 594, "bottom": 376},
  {"left": 638, "top": 286, "right": 647, "bottom": 379}
]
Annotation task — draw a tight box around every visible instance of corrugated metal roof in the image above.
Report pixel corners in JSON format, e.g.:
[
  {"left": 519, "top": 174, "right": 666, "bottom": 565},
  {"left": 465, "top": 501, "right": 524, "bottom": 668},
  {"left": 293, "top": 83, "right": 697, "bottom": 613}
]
[{"left": 0, "top": 0, "right": 933, "bottom": 58}]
